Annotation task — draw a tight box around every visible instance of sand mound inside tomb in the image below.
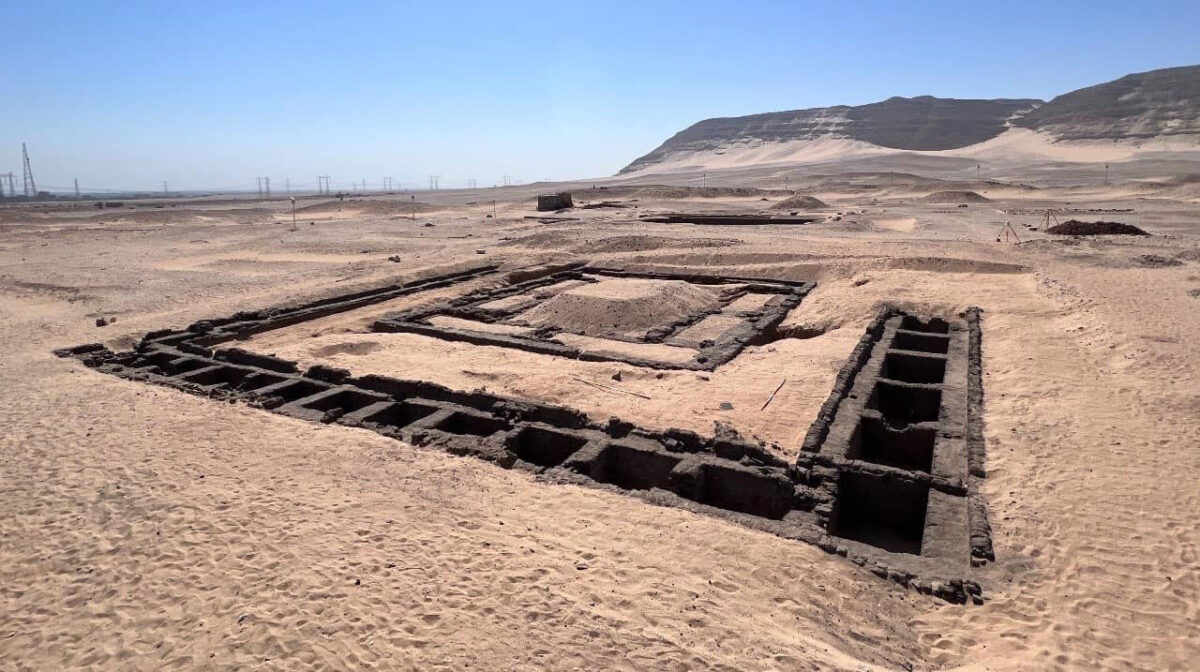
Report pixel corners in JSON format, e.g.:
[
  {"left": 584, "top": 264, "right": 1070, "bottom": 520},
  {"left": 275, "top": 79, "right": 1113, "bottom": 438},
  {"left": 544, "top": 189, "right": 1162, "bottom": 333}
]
[
  {"left": 771, "top": 194, "right": 829, "bottom": 210},
  {"left": 517, "top": 277, "right": 723, "bottom": 338},
  {"left": 920, "top": 190, "right": 991, "bottom": 203}
]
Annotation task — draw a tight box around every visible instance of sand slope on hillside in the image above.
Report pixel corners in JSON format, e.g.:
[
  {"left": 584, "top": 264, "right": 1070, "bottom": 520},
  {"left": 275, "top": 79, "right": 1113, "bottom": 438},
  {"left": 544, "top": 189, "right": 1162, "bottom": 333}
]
[{"left": 619, "top": 128, "right": 1200, "bottom": 176}]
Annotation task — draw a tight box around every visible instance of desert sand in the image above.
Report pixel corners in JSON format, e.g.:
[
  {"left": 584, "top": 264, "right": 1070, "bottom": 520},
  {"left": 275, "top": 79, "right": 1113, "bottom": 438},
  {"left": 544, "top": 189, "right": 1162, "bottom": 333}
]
[{"left": 1, "top": 164, "right": 1198, "bottom": 670}]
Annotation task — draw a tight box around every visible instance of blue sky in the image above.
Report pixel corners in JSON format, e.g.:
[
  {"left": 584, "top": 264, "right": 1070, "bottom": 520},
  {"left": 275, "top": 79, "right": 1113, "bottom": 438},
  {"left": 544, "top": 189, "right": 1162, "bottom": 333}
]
[{"left": 5, "top": 1, "right": 1198, "bottom": 193}]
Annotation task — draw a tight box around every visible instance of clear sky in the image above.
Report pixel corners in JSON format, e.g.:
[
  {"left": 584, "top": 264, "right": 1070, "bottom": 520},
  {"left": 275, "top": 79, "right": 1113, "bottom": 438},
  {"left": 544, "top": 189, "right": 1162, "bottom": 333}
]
[{"left": 5, "top": 0, "right": 1198, "bottom": 193}]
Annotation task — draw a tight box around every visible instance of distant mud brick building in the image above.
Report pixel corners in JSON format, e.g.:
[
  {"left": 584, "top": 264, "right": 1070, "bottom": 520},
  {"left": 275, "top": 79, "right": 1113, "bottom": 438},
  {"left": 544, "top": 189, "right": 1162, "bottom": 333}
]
[{"left": 537, "top": 192, "right": 573, "bottom": 211}]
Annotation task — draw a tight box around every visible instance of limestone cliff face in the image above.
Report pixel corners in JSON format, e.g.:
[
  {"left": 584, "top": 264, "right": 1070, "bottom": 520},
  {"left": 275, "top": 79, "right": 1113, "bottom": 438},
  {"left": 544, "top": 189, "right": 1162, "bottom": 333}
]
[
  {"left": 620, "top": 65, "right": 1200, "bottom": 173},
  {"left": 1011, "top": 65, "right": 1200, "bottom": 140},
  {"left": 620, "top": 97, "right": 1039, "bottom": 173}
]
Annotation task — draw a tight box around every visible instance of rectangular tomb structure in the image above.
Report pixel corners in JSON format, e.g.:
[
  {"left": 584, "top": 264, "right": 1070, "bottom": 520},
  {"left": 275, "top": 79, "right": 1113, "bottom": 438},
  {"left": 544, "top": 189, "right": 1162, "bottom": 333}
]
[
  {"left": 371, "top": 267, "right": 814, "bottom": 370},
  {"left": 52, "top": 266, "right": 988, "bottom": 603}
]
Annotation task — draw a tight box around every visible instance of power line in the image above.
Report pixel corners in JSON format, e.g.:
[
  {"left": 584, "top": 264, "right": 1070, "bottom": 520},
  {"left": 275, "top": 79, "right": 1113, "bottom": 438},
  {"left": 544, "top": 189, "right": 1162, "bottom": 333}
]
[{"left": 22, "top": 143, "right": 37, "bottom": 196}]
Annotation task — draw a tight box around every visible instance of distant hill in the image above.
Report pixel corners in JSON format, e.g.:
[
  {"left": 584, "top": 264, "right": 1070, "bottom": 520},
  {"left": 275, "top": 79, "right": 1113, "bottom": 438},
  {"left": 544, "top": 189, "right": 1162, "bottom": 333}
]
[{"left": 620, "top": 65, "right": 1200, "bottom": 174}]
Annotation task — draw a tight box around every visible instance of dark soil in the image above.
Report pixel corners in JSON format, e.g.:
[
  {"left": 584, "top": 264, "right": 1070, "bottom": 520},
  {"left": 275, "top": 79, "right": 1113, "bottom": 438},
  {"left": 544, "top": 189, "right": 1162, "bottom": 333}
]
[{"left": 1046, "top": 220, "right": 1150, "bottom": 236}]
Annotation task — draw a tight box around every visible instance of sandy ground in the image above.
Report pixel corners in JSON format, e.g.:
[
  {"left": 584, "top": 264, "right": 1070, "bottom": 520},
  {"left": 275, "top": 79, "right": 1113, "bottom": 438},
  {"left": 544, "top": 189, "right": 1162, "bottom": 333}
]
[{"left": 1, "top": 168, "right": 1199, "bottom": 670}]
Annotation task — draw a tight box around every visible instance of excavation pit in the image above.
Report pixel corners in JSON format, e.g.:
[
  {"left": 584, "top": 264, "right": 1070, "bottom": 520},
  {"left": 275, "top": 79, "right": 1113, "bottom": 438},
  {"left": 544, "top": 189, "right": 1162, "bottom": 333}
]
[
  {"left": 239, "top": 371, "right": 289, "bottom": 391},
  {"left": 298, "top": 388, "right": 385, "bottom": 415},
  {"left": 135, "top": 351, "right": 182, "bottom": 371},
  {"left": 880, "top": 352, "right": 947, "bottom": 384},
  {"left": 361, "top": 401, "right": 440, "bottom": 430},
  {"left": 848, "top": 416, "right": 936, "bottom": 472},
  {"left": 900, "top": 316, "right": 950, "bottom": 334},
  {"left": 437, "top": 410, "right": 509, "bottom": 437},
  {"left": 696, "top": 464, "right": 793, "bottom": 520},
  {"left": 586, "top": 443, "right": 681, "bottom": 491},
  {"left": 170, "top": 358, "right": 210, "bottom": 375},
  {"left": 833, "top": 472, "right": 929, "bottom": 555},
  {"left": 264, "top": 379, "right": 330, "bottom": 404},
  {"left": 893, "top": 330, "right": 950, "bottom": 354},
  {"left": 868, "top": 381, "right": 943, "bottom": 428},
  {"left": 507, "top": 425, "right": 590, "bottom": 468},
  {"left": 181, "top": 364, "right": 254, "bottom": 388}
]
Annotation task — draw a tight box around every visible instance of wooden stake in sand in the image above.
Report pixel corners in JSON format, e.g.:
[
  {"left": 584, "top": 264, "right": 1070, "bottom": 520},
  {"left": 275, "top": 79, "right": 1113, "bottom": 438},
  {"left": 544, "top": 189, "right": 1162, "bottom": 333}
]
[
  {"left": 571, "top": 376, "right": 651, "bottom": 400},
  {"left": 760, "top": 378, "right": 787, "bottom": 411}
]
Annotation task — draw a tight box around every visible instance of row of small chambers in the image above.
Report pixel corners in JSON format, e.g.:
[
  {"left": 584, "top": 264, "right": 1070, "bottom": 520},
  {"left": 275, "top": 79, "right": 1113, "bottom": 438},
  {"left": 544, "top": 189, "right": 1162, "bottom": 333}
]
[
  {"left": 119, "top": 350, "right": 805, "bottom": 524},
  {"left": 831, "top": 316, "right": 957, "bottom": 555}
]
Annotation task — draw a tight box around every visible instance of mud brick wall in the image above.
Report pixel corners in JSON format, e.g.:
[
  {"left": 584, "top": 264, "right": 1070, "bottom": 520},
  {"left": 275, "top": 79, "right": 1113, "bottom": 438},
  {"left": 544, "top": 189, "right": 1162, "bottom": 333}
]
[{"left": 640, "top": 214, "right": 819, "bottom": 226}]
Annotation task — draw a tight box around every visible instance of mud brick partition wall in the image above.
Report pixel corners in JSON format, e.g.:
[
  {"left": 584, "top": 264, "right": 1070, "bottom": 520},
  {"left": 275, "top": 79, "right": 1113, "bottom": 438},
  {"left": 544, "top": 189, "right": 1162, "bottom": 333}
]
[
  {"left": 56, "top": 266, "right": 991, "bottom": 603},
  {"left": 638, "top": 213, "right": 820, "bottom": 226}
]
